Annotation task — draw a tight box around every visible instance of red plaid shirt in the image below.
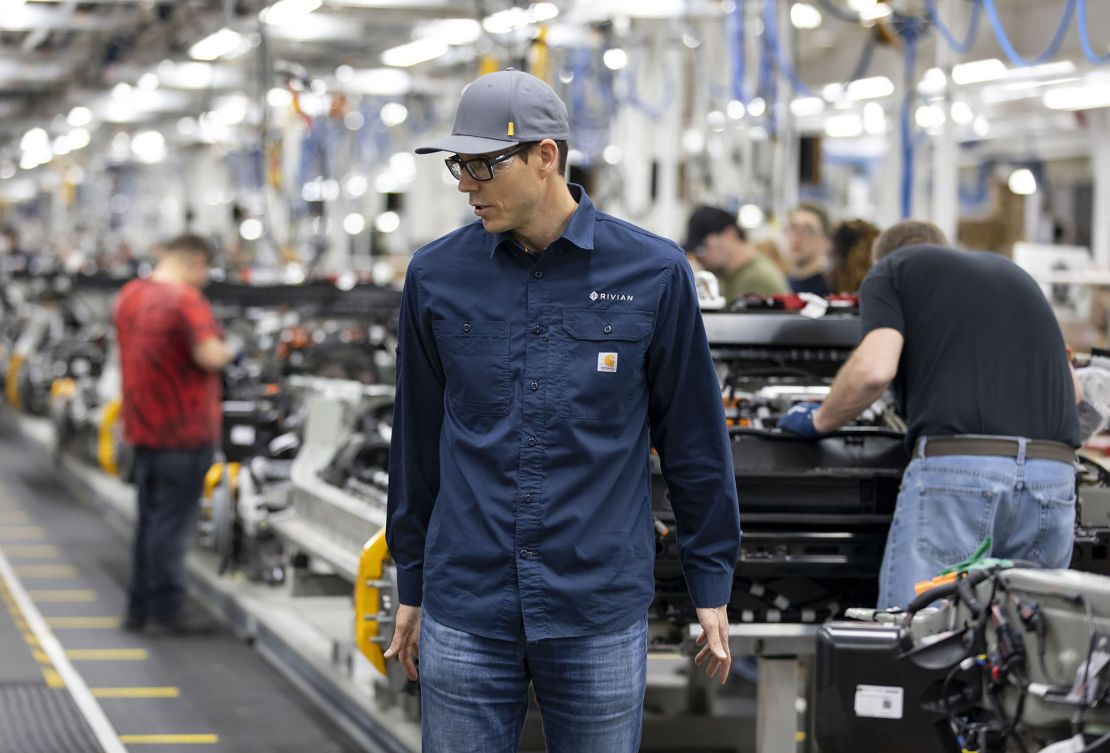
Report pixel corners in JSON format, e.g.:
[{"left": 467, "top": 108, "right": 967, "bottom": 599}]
[{"left": 114, "top": 279, "right": 222, "bottom": 449}]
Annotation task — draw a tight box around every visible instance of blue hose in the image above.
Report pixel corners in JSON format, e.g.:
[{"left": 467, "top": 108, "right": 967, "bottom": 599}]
[
  {"left": 897, "top": 16, "right": 925, "bottom": 219},
  {"left": 924, "top": 0, "right": 981, "bottom": 55},
  {"left": 728, "top": 0, "right": 749, "bottom": 104},
  {"left": 980, "top": 0, "right": 1075, "bottom": 66},
  {"left": 1077, "top": 0, "right": 1110, "bottom": 65}
]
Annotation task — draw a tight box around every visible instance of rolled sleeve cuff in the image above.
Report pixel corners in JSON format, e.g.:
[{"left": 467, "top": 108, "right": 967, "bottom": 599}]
[
  {"left": 685, "top": 570, "right": 735, "bottom": 609},
  {"left": 395, "top": 566, "right": 424, "bottom": 607}
]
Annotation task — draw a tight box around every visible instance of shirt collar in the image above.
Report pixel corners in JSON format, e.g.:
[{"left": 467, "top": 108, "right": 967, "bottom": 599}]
[{"left": 487, "top": 183, "right": 597, "bottom": 260}]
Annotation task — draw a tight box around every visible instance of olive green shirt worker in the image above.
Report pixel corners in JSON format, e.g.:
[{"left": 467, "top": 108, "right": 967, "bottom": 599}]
[{"left": 684, "top": 205, "right": 791, "bottom": 303}]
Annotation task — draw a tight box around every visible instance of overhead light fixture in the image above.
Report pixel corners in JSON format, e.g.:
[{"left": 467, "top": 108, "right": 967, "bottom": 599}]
[
  {"left": 950, "top": 101, "right": 974, "bottom": 125},
  {"left": 67, "top": 128, "right": 91, "bottom": 151},
  {"left": 914, "top": 103, "right": 945, "bottom": 129},
  {"left": 952, "top": 58, "right": 1007, "bottom": 86},
  {"left": 164, "top": 61, "right": 216, "bottom": 89},
  {"left": 335, "top": 65, "right": 354, "bottom": 83},
  {"left": 747, "top": 97, "right": 766, "bottom": 117},
  {"left": 189, "top": 28, "right": 243, "bottom": 61},
  {"left": 212, "top": 96, "right": 249, "bottom": 126},
  {"left": 972, "top": 115, "right": 990, "bottom": 137},
  {"left": 375, "top": 211, "right": 401, "bottom": 234},
  {"left": 681, "top": 128, "right": 705, "bottom": 155},
  {"left": 345, "top": 174, "right": 368, "bottom": 197},
  {"left": 239, "top": 218, "right": 264, "bottom": 240},
  {"left": 859, "top": 3, "right": 892, "bottom": 22},
  {"left": 727, "top": 100, "right": 746, "bottom": 120},
  {"left": 343, "top": 213, "right": 366, "bottom": 235},
  {"left": 602, "top": 48, "right": 628, "bottom": 71},
  {"left": 862, "top": 101, "right": 887, "bottom": 134},
  {"left": 138, "top": 72, "right": 159, "bottom": 91},
  {"left": 482, "top": 2, "right": 559, "bottom": 34},
  {"left": 603, "top": 145, "right": 622, "bottom": 165},
  {"left": 348, "top": 68, "right": 411, "bottom": 96},
  {"left": 131, "top": 130, "right": 166, "bottom": 164},
  {"left": 267, "top": 88, "right": 292, "bottom": 107},
  {"left": 789, "top": 96, "right": 825, "bottom": 117},
  {"left": 260, "top": 0, "right": 321, "bottom": 26},
  {"left": 738, "top": 204, "right": 764, "bottom": 229},
  {"left": 824, "top": 113, "right": 863, "bottom": 138},
  {"left": 918, "top": 67, "right": 947, "bottom": 95},
  {"left": 790, "top": 2, "right": 822, "bottom": 29},
  {"left": 52, "top": 136, "right": 71, "bottom": 157},
  {"left": 112, "top": 82, "right": 132, "bottom": 100},
  {"left": 417, "top": 18, "right": 482, "bottom": 46},
  {"left": 845, "top": 75, "right": 894, "bottom": 100},
  {"left": 67, "top": 106, "right": 92, "bottom": 127},
  {"left": 344, "top": 110, "right": 365, "bottom": 130},
  {"left": 1008, "top": 168, "right": 1036, "bottom": 195},
  {"left": 381, "top": 38, "right": 449, "bottom": 68},
  {"left": 379, "top": 102, "right": 409, "bottom": 127},
  {"left": 1043, "top": 83, "right": 1110, "bottom": 111},
  {"left": 20, "top": 127, "right": 49, "bottom": 153}
]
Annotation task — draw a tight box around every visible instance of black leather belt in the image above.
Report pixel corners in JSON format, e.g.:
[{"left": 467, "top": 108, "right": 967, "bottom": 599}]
[{"left": 922, "top": 436, "right": 1076, "bottom": 465}]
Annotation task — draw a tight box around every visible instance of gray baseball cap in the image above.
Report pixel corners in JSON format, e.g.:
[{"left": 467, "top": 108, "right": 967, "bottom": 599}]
[{"left": 415, "top": 69, "right": 570, "bottom": 156}]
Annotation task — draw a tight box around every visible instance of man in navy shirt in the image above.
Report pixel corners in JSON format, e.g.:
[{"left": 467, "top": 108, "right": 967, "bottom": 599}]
[{"left": 384, "top": 69, "right": 741, "bottom": 753}]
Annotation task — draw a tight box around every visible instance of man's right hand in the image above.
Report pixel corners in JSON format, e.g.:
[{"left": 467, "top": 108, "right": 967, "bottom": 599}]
[
  {"left": 383, "top": 604, "right": 422, "bottom": 681},
  {"left": 776, "top": 401, "right": 822, "bottom": 438}
]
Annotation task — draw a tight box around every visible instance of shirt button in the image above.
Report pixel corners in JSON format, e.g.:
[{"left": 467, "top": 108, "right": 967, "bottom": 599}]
[
  {"left": 534, "top": 271, "right": 543, "bottom": 279},
  {"left": 532, "top": 325, "right": 543, "bottom": 335},
  {"left": 527, "top": 437, "right": 537, "bottom": 447},
  {"left": 462, "top": 323, "right": 471, "bottom": 333},
  {"left": 529, "top": 381, "right": 539, "bottom": 391},
  {"left": 603, "top": 324, "right": 613, "bottom": 334},
  {"left": 520, "top": 549, "right": 531, "bottom": 560},
  {"left": 523, "top": 494, "right": 533, "bottom": 503}
]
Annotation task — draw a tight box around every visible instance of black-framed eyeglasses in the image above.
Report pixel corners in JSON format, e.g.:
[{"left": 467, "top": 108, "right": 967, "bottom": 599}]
[{"left": 445, "top": 144, "right": 527, "bottom": 182}]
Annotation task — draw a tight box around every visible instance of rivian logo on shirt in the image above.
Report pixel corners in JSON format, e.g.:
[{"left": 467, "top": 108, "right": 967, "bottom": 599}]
[{"left": 589, "top": 291, "right": 634, "bottom": 302}]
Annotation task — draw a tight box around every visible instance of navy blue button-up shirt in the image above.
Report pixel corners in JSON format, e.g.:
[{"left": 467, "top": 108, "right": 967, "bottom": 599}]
[{"left": 386, "top": 185, "right": 740, "bottom": 641}]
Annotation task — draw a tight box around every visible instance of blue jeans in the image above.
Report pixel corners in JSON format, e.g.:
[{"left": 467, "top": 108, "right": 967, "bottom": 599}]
[
  {"left": 127, "top": 445, "right": 214, "bottom": 622},
  {"left": 878, "top": 437, "right": 1076, "bottom": 610},
  {"left": 419, "top": 612, "right": 647, "bottom": 753}
]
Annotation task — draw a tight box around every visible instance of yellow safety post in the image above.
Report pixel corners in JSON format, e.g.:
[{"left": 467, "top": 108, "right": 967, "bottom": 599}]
[
  {"left": 354, "top": 528, "right": 392, "bottom": 674},
  {"left": 97, "top": 399, "right": 123, "bottom": 476},
  {"left": 6, "top": 354, "right": 24, "bottom": 409},
  {"left": 203, "top": 463, "right": 225, "bottom": 500}
]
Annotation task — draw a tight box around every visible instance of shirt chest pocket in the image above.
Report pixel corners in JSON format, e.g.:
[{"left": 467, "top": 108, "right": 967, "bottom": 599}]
[
  {"left": 559, "top": 309, "right": 654, "bottom": 419},
  {"left": 432, "top": 319, "right": 511, "bottom": 416}
]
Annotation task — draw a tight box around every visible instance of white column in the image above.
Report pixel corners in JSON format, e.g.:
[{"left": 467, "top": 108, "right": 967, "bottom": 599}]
[
  {"left": 1092, "top": 110, "right": 1110, "bottom": 268},
  {"left": 931, "top": 0, "right": 959, "bottom": 240},
  {"left": 654, "top": 42, "right": 683, "bottom": 240},
  {"left": 771, "top": 0, "right": 798, "bottom": 222}
]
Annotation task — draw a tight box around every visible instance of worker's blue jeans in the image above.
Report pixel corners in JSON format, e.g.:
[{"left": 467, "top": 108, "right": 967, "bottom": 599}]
[
  {"left": 878, "top": 438, "right": 1076, "bottom": 609},
  {"left": 419, "top": 611, "right": 647, "bottom": 753},
  {"left": 127, "top": 445, "right": 213, "bottom": 623}
]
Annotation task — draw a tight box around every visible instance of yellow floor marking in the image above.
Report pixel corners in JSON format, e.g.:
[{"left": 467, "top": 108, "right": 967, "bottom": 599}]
[
  {"left": 22, "top": 632, "right": 40, "bottom": 647},
  {"left": 92, "top": 687, "right": 180, "bottom": 699},
  {"left": 119, "top": 735, "right": 218, "bottom": 745},
  {"left": 13, "top": 565, "right": 77, "bottom": 577},
  {"left": 46, "top": 616, "right": 121, "bottom": 629},
  {"left": 796, "top": 731, "right": 807, "bottom": 743},
  {"left": 0, "top": 527, "right": 44, "bottom": 540},
  {"left": 67, "top": 649, "right": 148, "bottom": 661},
  {"left": 2, "top": 545, "right": 60, "bottom": 557},
  {"left": 32, "top": 649, "right": 50, "bottom": 664},
  {"left": 28, "top": 589, "right": 97, "bottom": 602},
  {"left": 42, "top": 668, "right": 64, "bottom": 689}
]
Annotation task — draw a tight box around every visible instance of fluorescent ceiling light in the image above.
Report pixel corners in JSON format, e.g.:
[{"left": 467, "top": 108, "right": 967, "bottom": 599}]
[
  {"left": 52, "top": 136, "right": 71, "bottom": 156},
  {"left": 859, "top": 3, "right": 892, "bottom": 21},
  {"left": 379, "top": 102, "right": 409, "bottom": 127},
  {"left": 260, "top": 0, "right": 321, "bottom": 26},
  {"left": 790, "top": 2, "right": 822, "bottom": 29},
  {"left": 483, "top": 2, "right": 559, "bottom": 34},
  {"left": 824, "top": 113, "right": 863, "bottom": 138},
  {"left": 846, "top": 75, "right": 894, "bottom": 100},
  {"left": 416, "top": 18, "right": 482, "bottom": 45},
  {"left": 603, "top": 48, "right": 628, "bottom": 71},
  {"left": 348, "top": 68, "right": 411, "bottom": 96},
  {"left": 1043, "top": 84, "right": 1110, "bottom": 111},
  {"left": 67, "top": 106, "right": 92, "bottom": 127},
  {"left": 862, "top": 101, "right": 886, "bottom": 134},
  {"left": 375, "top": 211, "right": 401, "bottom": 234},
  {"left": 137, "top": 72, "right": 159, "bottom": 91},
  {"left": 952, "top": 58, "right": 1007, "bottom": 86},
  {"left": 727, "top": 100, "right": 746, "bottom": 120},
  {"left": 914, "top": 103, "right": 945, "bottom": 129},
  {"left": 381, "top": 38, "right": 448, "bottom": 67},
  {"left": 240, "top": 219, "right": 264, "bottom": 240},
  {"left": 131, "top": 130, "right": 166, "bottom": 164},
  {"left": 950, "top": 101, "right": 974, "bottom": 125},
  {"left": 267, "top": 87, "right": 292, "bottom": 107},
  {"left": 747, "top": 97, "right": 766, "bottom": 117},
  {"left": 1004, "top": 60, "right": 1076, "bottom": 80},
  {"left": 918, "top": 67, "right": 947, "bottom": 95},
  {"left": 738, "top": 204, "right": 764, "bottom": 229},
  {"left": 1008, "top": 168, "right": 1036, "bottom": 195},
  {"left": 190, "top": 28, "right": 243, "bottom": 61},
  {"left": 343, "top": 213, "right": 366, "bottom": 236},
  {"left": 790, "top": 96, "right": 825, "bottom": 117},
  {"left": 20, "top": 127, "right": 48, "bottom": 153},
  {"left": 67, "top": 128, "right": 91, "bottom": 150},
  {"left": 972, "top": 115, "right": 990, "bottom": 137}
]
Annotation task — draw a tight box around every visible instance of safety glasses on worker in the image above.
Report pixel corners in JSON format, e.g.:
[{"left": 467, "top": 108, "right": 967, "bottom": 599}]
[{"left": 445, "top": 143, "right": 528, "bottom": 182}]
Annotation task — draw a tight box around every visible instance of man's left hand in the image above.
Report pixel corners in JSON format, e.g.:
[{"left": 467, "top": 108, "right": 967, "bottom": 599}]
[
  {"left": 694, "top": 605, "right": 732, "bottom": 685},
  {"left": 777, "top": 401, "right": 822, "bottom": 438}
]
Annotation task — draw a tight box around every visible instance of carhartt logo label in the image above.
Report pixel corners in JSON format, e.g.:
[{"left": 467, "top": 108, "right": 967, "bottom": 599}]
[
  {"left": 598, "top": 352, "right": 618, "bottom": 373},
  {"left": 589, "top": 291, "right": 634, "bottom": 302}
]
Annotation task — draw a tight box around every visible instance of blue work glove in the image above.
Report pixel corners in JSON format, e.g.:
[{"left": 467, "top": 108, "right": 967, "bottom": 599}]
[{"left": 777, "top": 402, "right": 822, "bottom": 438}]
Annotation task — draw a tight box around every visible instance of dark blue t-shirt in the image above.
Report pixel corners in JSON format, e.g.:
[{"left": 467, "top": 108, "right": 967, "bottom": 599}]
[{"left": 789, "top": 273, "right": 830, "bottom": 296}]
